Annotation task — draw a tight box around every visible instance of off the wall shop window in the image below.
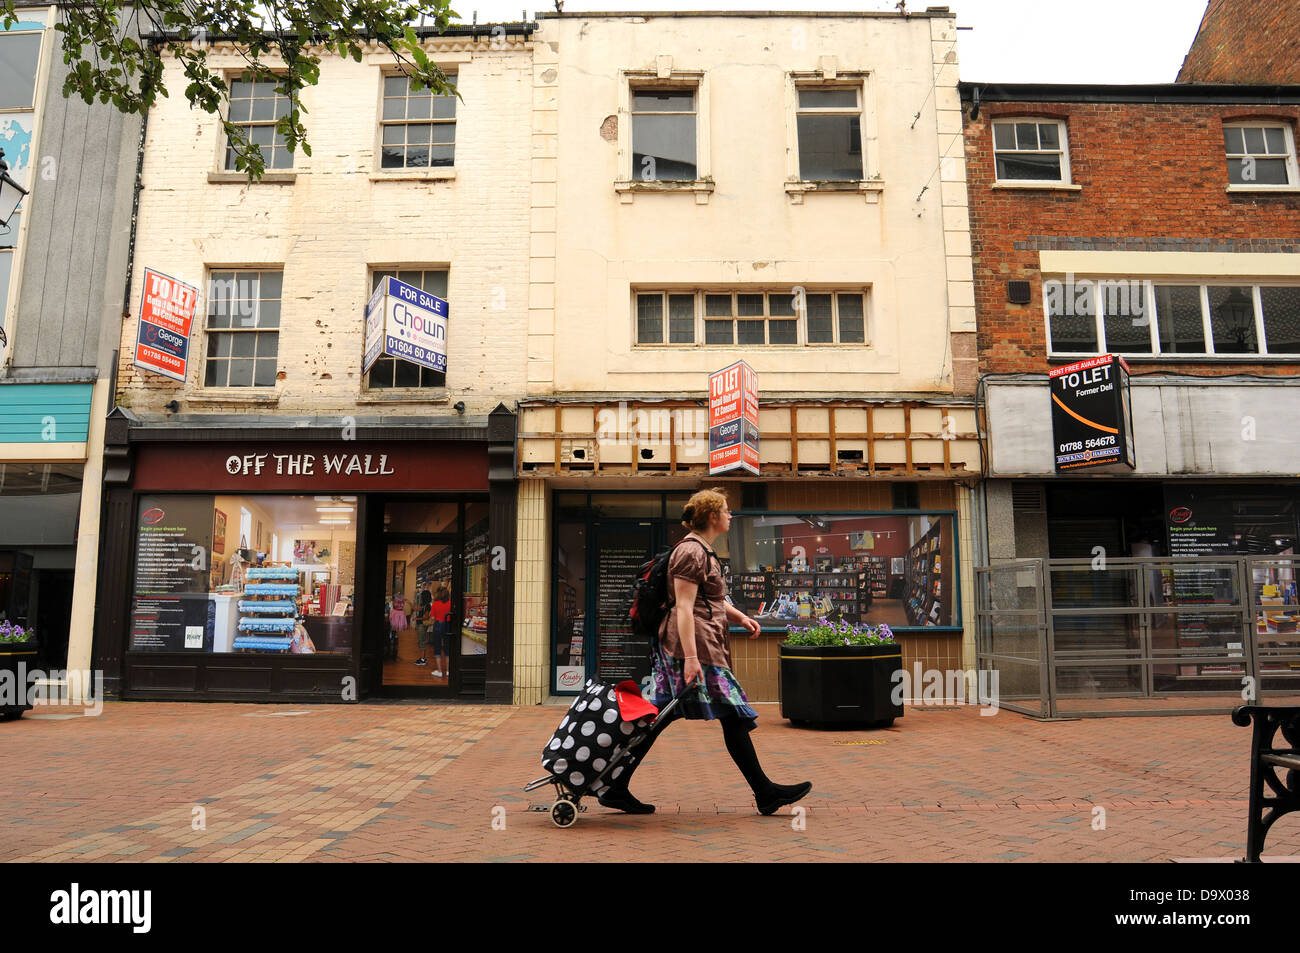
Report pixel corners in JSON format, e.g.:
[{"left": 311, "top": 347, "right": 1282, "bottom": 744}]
[
  {"left": 204, "top": 271, "right": 281, "bottom": 387},
  {"left": 381, "top": 73, "right": 456, "bottom": 169},
  {"left": 225, "top": 76, "right": 293, "bottom": 170},
  {"left": 795, "top": 85, "right": 863, "bottom": 181},
  {"left": 636, "top": 290, "right": 867, "bottom": 346},
  {"left": 992, "top": 119, "right": 1070, "bottom": 183},
  {"left": 1223, "top": 123, "right": 1298, "bottom": 187},
  {"left": 367, "top": 269, "right": 448, "bottom": 388},
  {"left": 631, "top": 86, "right": 697, "bottom": 181},
  {"left": 1045, "top": 278, "right": 1300, "bottom": 357}
]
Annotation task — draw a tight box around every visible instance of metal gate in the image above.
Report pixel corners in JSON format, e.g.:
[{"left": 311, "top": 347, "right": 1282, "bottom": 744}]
[{"left": 976, "top": 556, "right": 1300, "bottom": 717}]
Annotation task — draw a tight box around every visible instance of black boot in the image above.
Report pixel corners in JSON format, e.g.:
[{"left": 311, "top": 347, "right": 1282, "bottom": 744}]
[{"left": 755, "top": 781, "right": 813, "bottom": 816}]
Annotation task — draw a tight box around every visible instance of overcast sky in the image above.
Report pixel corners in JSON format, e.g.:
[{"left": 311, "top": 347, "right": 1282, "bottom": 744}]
[{"left": 451, "top": 0, "right": 1210, "bottom": 84}]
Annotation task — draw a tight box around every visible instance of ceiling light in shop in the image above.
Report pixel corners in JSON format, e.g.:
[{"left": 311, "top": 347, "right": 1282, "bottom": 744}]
[
  {"left": 319, "top": 518, "right": 351, "bottom": 525},
  {"left": 316, "top": 506, "right": 354, "bottom": 513}
]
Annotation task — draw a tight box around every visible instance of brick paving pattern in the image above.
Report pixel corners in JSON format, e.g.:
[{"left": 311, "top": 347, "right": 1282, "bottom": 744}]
[{"left": 1, "top": 700, "right": 1297, "bottom": 862}]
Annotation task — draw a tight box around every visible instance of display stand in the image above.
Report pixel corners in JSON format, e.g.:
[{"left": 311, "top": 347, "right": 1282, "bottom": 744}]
[{"left": 235, "top": 564, "right": 300, "bottom": 652}]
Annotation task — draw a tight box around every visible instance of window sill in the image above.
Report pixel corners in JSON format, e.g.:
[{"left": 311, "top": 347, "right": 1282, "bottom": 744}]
[
  {"left": 355, "top": 391, "right": 450, "bottom": 404},
  {"left": 992, "top": 181, "right": 1080, "bottom": 192},
  {"left": 633, "top": 344, "right": 874, "bottom": 351},
  {"left": 207, "top": 171, "right": 297, "bottom": 184},
  {"left": 784, "top": 180, "right": 884, "bottom": 204},
  {"left": 186, "top": 390, "right": 281, "bottom": 406},
  {"left": 1225, "top": 184, "right": 1300, "bottom": 194},
  {"left": 614, "top": 179, "right": 715, "bottom": 205},
  {"left": 1049, "top": 353, "right": 1300, "bottom": 363},
  {"left": 369, "top": 169, "right": 457, "bottom": 182}
]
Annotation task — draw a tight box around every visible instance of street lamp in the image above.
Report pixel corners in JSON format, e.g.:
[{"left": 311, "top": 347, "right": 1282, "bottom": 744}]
[{"left": 0, "top": 149, "right": 29, "bottom": 228}]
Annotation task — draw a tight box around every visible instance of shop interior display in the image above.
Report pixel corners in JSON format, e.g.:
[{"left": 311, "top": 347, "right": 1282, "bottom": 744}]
[
  {"left": 904, "top": 522, "right": 943, "bottom": 627},
  {"left": 130, "top": 494, "right": 353, "bottom": 655},
  {"left": 235, "top": 565, "right": 302, "bottom": 652}
]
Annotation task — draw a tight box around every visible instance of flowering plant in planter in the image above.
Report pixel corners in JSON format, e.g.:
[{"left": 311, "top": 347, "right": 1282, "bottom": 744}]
[
  {"left": 783, "top": 617, "right": 895, "bottom": 647},
  {"left": 0, "top": 621, "right": 34, "bottom": 643},
  {"left": 779, "top": 617, "right": 902, "bottom": 728}
]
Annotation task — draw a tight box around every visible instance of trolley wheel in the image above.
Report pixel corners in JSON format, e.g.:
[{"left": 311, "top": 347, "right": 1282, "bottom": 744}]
[{"left": 550, "top": 798, "right": 579, "bottom": 828}]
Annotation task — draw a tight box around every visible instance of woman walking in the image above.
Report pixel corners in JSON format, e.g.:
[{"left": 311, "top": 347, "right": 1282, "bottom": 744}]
[{"left": 599, "top": 488, "right": 812, "bottom": 816}]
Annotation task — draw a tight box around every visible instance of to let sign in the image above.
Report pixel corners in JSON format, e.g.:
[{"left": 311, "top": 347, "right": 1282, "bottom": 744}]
[
  {"left": 709, "top": 360, "right": 759, "bottom": 476},
  {"left": 134, "top": 268, "right": 199, "bottom": 382},
  {"left": 362, "top": 276, "right": 448, "bottom": 375},
  {"left": 1049, "top": 353, "right": 1136, "bottom": 472}
]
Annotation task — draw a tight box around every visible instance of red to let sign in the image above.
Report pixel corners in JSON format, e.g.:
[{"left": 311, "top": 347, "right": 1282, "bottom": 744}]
[
  {"left": 709, "top": 360, "right": 759, "bottom": 476},
  {"left": 134, "top": 267, "right": 200, "bottom": 383}
]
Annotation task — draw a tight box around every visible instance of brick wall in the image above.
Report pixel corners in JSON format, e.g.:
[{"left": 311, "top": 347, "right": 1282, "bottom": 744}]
[
  {"left": 964, "top": 99, "right": 1300, "bottom": 376},
  {"left": 1177, "top": 0, "right": 1300, "bottom": 84},
  {"left": 116, "top": 38, "right": 536, "bottom": 419}
]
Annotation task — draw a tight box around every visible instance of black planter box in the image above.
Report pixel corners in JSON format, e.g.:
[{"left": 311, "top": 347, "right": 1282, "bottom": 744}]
[
  {"left": 0, "top": 641, "right": 38, "bottom": 719},
  {"left": 779, "top": 642, "right": 904, "bottom": 728}
]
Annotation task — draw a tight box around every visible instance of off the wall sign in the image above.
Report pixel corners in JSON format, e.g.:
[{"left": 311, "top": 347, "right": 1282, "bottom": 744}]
[
  {"left": 1048, "top": 353, "right": 1136, "bottom": 472},
  {"left": 224, "top": 452, "right": 396, "bottom": 477}
]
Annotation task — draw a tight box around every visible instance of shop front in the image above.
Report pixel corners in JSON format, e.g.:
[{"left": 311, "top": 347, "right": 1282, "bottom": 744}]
[
  {"left": 0, "top": 382, "right": 98, "bottom": 675},
  {"left": 96, "top": 409, "right": 517, "bottom": 703},
  {"left": 518, "top": 397, "right": 982, "bottom": 704},
  {"left": 981, "top": 375, "right": 1300, "bottom": 712}
]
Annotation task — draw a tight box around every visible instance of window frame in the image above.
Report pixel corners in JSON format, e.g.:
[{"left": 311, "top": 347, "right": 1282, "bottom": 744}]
[
  {"left": 616, "top": 69, "right": 711, "bottom": 198},
  {"left": 991, "top": 117, "right": 1072, "bottom": 186},
  {"left": 793, "top": 81, "right": 866, "bottom": 183},
  {"left": 362, "top": 267, "right": 450, "bottom": 391},
  {"left": 633, "top": 288, "right": 871, "bottom": 348},
  {"left": 1044, "top": 276, "right": 1300, "bottom": 360},
  {"left": 221, "top": 71, "right": 295, "bottom": 172},
  {"left": 376, "top": 68, "right": 458, "bottom": 173},
  {"left": 1222, "top": 121, "right": 1299, "bottom": 190},
  {"left": 202, "top": 269, "right": 283, "bottom": 390}
]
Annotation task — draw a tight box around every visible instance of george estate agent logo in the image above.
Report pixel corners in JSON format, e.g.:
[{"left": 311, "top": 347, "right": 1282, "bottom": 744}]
[
  {"left": 50, "top": 883, "right": 151, "bottom": 934},
  {"left": 1169, "top": 507, "right": 1193, "bottom": 524}
]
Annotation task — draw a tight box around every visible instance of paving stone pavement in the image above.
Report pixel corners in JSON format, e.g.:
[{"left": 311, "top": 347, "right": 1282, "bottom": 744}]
[{"left": 1, "top": 700, "right": 1297, "bottom": 862}]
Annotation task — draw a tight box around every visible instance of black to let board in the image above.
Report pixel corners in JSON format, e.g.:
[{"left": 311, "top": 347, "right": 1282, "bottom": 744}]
[{"left": 1048, "top": 353, "right": 1137, "bottom": 472}]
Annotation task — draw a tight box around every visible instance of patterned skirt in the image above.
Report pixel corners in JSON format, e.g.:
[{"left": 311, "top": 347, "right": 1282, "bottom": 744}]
[{"left": 650, "top": 639, "right": 759, "bottom": 731}]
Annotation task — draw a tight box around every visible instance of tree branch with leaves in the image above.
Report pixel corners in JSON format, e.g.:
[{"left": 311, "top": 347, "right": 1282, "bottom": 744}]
[{"left": 2, "top": 0, "right": 461, "bottom": 179}]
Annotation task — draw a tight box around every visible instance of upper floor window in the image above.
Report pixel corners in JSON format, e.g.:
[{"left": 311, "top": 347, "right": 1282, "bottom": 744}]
[
  {"left": 631, "top": 86, "right": 697, "bottom": 181},
  {"left": 1045, "top": 277, "right": 1300, "bottom": 358},
  {"left": 380, "top": 73, "right": 456, "bottom": 170},
  {"left": 225, "top": 75, "right": 292, "bottom": 170},
  {"left": 366, "top": 269, "right": 448, "bottom": 388},
  {"left": 1223, "top": 123, "right": 1298, "bottom": 188},
  {"left": 795, "top": 85, "right": 863, "bottom": 181},
  {"left": 635, "top": 289, "right": 868, "bottom": 347},
  {"left": 204, "top": 270, "right": 281, "bottom": 387},
  {"left": 0, "top": 28, "right": 42, "bottom": 110},
  {"left": 992, "top": 119, "right": 1070, "bottom": 184}
]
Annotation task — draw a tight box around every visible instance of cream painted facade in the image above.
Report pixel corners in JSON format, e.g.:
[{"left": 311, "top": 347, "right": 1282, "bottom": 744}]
[
  {"left": 115, "top": 34, "right": 535, "bottom": 416},
  {"left": 511, "top": 11, "right": 979, "bottom": 704}
]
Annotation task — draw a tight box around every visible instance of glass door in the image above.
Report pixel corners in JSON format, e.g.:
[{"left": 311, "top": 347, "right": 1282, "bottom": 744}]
[
  {"left": 589, "top": 520, "right": 657, "bottom": 691},
  {"left": 381, "top": 500, "right": 460, "bottom": 692}
]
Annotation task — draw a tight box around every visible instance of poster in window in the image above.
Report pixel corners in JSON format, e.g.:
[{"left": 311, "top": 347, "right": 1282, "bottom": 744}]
[{"left": 213, "top": 509, "right": 226, "bottom": 554}]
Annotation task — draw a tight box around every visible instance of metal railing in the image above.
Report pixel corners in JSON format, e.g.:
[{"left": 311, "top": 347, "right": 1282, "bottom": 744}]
[{"left": 975, "top": 556, "right": 1300, "bottom": 718}]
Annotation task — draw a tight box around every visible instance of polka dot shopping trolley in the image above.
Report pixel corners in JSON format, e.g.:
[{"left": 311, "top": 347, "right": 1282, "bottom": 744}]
[{"left": 524, "top": 677, "right": 692, "bottom": 828}]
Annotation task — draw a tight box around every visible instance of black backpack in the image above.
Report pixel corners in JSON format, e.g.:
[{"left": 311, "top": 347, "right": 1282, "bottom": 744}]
[{"left": 629, "top": 538, "right": 717, "bottom": 643}]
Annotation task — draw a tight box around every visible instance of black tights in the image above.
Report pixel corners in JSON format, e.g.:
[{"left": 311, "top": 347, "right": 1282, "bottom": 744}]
[{"left": 605, "top": 712, "right": 772, "bottom": 798}]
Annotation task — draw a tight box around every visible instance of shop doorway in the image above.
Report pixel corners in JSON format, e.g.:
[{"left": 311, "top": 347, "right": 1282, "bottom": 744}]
[
  {"left": 373, "top": 498, "right": 491, "bottom": 696},
  {"left": 552, "top": 491, "right": 692, "bottom": 695}
]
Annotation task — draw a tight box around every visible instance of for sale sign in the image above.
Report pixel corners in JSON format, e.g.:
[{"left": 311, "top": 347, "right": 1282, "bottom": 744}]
[
  {"left": 709, "top": 360, "right": 759, "bottom": 475},
  {"left": 363, "top": 276, "right": 449, "bottom": 375},
  {"left": 1048, "top": 353, "right": 1136, "bottom": 472},
  {"left": 134, "top": 268, "right": 199, "bottom": 382}
]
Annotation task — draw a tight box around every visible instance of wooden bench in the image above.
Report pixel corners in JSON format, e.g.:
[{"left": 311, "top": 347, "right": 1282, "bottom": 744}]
[{"left": 1231, "top": 705, "right": 1300, "bottom": 862}]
